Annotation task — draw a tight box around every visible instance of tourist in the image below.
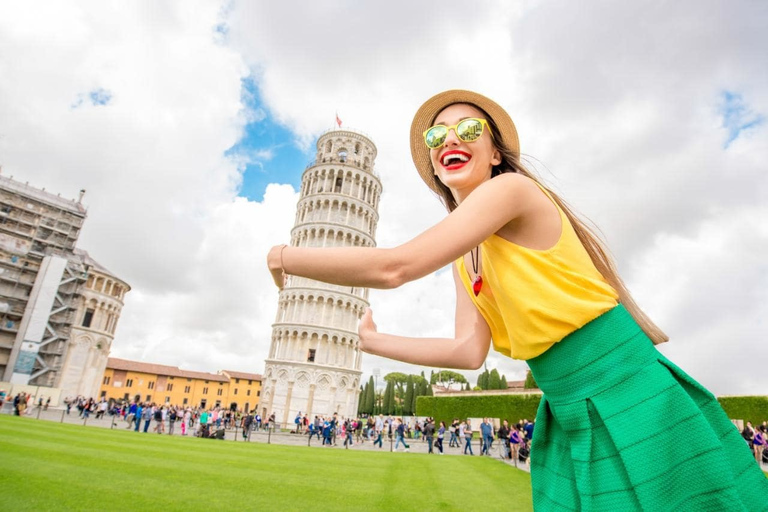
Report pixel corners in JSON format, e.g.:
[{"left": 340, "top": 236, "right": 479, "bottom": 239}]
[
  {"left": 448, "top": 418, "right": 460, "bottom": 448},
  {"left": 142, "top": 404, "right": 153, "bottom": 433},
  {"left": 168, "top": 407, "right": 177, "bottom": 435},
  {"left": 134, "top": 403, "right": 143, "bottom": 432},
  {"left": 480, "top": 417, "right": 493, "bottom": 456},
  {"left": 423, "top": 417, "right": 435, "bottom": 454},
  {"left": 497, "top": 420, "right": 511, "bottom": 459},
  {"left": 523, "top": 419, "right": 534, "bottom": 442},
  {"left": 509, "top": 426, "right": 521, "bottom": 461},
  {"left": 753, "top": 428, "right": 764, "bottom": 464},
  {"left": 343, "top": 418, "right": 354, "bottom": 447},
  {"left": 394, "top": 418, "right": 410, "bottom": 452},
  {"left": 461, "top": 419, "right": 473, "bottom": 456},
  {"left": 436, "top": 421, "right": 446, "bottom": 454},
  {"left": 267, "top": 90, "right": 768, "bottom": 507}
]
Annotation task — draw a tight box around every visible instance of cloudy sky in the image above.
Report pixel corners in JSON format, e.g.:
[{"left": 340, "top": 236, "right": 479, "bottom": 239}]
[{"left": 1, "top": 1, "right": 766, "bottom": 395}]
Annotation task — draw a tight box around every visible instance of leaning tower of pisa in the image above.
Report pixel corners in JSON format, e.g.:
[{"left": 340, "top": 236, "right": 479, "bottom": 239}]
[{"left": 261, "top": 128, "right": 381, "bottom": 426}]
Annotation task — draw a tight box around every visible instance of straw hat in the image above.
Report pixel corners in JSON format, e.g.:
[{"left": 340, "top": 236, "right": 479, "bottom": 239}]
[{"left": 409, "top": 90, "right": 519, "bottom": 196}]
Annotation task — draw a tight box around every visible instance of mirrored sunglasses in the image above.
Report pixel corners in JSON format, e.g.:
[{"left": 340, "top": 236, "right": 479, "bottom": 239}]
[{"left": 423, "top": 118, "right": 492, "bottom": 149}]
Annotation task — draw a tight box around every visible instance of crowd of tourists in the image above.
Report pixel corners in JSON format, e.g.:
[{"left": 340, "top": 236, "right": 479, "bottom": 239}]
[
  {"left": 114, "top": 401, "right": 275, "bottom": 438},
  {"left": 742, "top": 420, "right": 768, "bottom": 464},
  {"left": 4, "top": 390, "right": 765, "bottom": 466},
  {"left": 1, "top": 390, "right": 55, "bottom": 416},
  {"left": 287, "top": 411, "right": 537, "bottom": 460}
]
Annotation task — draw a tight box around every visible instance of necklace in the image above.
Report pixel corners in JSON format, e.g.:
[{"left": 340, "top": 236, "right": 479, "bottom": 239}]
[{"left": 470, "top": 246, "right": 483, "bottom": 296}]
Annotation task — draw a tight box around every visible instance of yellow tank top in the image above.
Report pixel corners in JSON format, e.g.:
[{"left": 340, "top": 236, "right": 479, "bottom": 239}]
[{"left": 457, "top": 185, "right": 619, "bottom": 360}]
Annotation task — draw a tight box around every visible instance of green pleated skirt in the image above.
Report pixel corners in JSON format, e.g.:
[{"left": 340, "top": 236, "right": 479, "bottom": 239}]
[{"left": 527, "top": 305, "right": 768, "bottom": 511}]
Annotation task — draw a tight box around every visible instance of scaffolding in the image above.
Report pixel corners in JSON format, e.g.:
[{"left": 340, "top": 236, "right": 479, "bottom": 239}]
[{"left": 0, "top": 173, "right": 88, "bottom": 386}]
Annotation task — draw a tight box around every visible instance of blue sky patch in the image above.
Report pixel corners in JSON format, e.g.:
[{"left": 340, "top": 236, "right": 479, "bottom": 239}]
[
  {"left": 227, "top": 78, "right": 312, "bottom": 201},
  {"left": 71, "top": 88, "right": 113, "bottom": 109},
  {"left": 720, "top": 91, "right": 764, "bottom": 148}
]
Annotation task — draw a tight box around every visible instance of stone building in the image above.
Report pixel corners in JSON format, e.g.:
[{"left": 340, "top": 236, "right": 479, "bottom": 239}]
[
  {"left": 261, "top": 128, "right": 381, "bottom": 426},
  {"left": 57, "top": 249, "right": 130, "bottom": 401},
  {"left": 0, "top": 172, "right": 129, "bottom": 403}
]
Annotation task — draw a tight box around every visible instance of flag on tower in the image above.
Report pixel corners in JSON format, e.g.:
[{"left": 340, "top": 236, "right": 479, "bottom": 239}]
[{"left": 335, "top": 112, "right": 342, "bottom": 128}]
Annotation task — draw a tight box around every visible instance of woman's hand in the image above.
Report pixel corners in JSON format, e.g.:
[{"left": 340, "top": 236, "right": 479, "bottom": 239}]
[
  {"left": 358, "top": 308, "right": 378, "bottom": 353},
  {"left": 267, "top": 244, "right": 286, "bottom": 290}
]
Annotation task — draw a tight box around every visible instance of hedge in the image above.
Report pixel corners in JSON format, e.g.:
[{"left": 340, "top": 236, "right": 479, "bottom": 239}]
[
  {"left": 717, "top": 396, "right": 768, "bottom": 426},
  {"left": 416, "top": 394, "right": 768, "bottom": 426},
  {"left": 416, "top": 394, "right": 542, "bottom": 426}
]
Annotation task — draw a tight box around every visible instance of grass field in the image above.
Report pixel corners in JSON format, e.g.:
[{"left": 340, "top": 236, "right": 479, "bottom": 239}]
[{"left": 0, "top": 415, "right": 533, "bottom": 511}]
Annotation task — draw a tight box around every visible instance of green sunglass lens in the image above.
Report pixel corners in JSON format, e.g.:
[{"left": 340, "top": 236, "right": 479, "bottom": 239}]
[
  {"left": 426, "top": 126, "right": 447, "bottom": 148},
  {"left": 457, "top": 119, "right": 483, "bottom": 141}
]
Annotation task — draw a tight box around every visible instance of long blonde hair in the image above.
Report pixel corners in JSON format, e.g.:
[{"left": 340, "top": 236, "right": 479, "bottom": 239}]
[{"left": 433, "top": 106, "right": 669, "bottom": 345}]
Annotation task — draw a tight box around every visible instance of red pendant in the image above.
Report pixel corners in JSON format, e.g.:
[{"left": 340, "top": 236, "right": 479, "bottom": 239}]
[{"left": 472, "top": 275, "right": 483, "bottom": 296}]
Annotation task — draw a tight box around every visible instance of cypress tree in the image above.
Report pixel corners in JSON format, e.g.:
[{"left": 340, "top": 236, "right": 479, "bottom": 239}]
[
  {"left": 368, "top": 377, "right": 376, "bottom": 413},
  {"left": 383, "top": 380, "right": 394, "bottom": 415},
  {"left": 524, "top": 370, "right": 538, "bottom": 389},
  {"left": 358, "top": 383, "right": 367, "bottom": 413},
  {"left": 477, "top": 370, "right": 488, "bottom": 390},
  {"left": 489, "top": 368, "right": 501, "bottom": 390},
  {"left": 404, "top": 376, "right": 414, "bottom": 415},
  {"left": 500, "top": 375, "right": 508, "bottom": 391}
]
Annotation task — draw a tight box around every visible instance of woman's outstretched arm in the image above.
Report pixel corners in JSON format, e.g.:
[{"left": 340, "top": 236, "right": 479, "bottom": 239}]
[
  {"left": 267, "top": 172, "right": 538, "bottom": 289},
  {"left": 356, "top": 264, "right": 491, "bottom": 370}
]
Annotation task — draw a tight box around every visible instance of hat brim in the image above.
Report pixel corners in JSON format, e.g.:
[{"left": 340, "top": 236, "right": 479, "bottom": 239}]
[{"left": 410, "top": 90, "right": 519, "bottom": 198}]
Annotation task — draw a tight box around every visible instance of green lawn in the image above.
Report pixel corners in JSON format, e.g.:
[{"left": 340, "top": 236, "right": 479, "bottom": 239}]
[{"left": 0, "top": 415, "right": 532, "bottom": 511}]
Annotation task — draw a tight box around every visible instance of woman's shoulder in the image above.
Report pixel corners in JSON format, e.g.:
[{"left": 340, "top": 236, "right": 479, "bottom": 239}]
[{"left": 486, "top": 172, "right": 553, "bottom": 211}]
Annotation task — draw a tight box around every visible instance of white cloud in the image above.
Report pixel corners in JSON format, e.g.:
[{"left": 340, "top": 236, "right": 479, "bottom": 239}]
[{"left": 0, "top": 1, "right": 765, "bottom": 396}]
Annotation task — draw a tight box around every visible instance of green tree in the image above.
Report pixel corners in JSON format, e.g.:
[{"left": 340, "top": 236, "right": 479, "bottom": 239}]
[
  {"left": 524, "top": 370, "right": 538, "bottom": 389},
  {"left": 430, "top": 370, "right": 468, "bottom": 388},
  {"left": 489, "top": 368, "right": 501, "bottom": 390},
  {"left": 404, "top": 376, "right": 415, "bottom": 415},
  {"left": 500, "top": 375, "right": 508, "bottom": 391},
  {"left": 414, "top": 379, "right": 426, "bottom": 413},
  {"left": 358, "top": 383, "right": 367, "bottom": 413},
  {"left": 464, "top": 382, "right": 470, "bottom": 391},
  {"left": 384, "top": 372, "right": 408, "bottom": 400},
  {"left": 368, "top": 377, "right": 381, "bottom": 414},
  {"left": 383, "top": 380, "right": 394, "bottom": 415},
  {"left": 366, "top": 376, "right": 375, "bottom": 414},
  {"left": 477, "top": 370, "right": 490, "bottom": 390}
]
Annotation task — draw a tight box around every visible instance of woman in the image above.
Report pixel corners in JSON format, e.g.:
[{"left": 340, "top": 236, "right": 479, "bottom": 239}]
[
  {"left": 436, "top": 421, "right": 446, "bottom": 454},
  {"left": 509, "top": 426, "right": 521, "bottom": 462},
  {"left": 461, "top": 419, "right": 473, "bottom": 456},
  {"left": 268, "top": 90, "right": 768, "bottom": 509},
  {"left": 753, "top": 429, "right": 765, "bottom": 464}
]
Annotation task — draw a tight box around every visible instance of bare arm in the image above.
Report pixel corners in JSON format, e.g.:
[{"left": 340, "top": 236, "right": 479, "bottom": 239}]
[
  {"left": 267, "top": 172, "right": 539, "bottom": 289},
  {"left": 356, "top": 264, "right": 491, "bottom": 370}
]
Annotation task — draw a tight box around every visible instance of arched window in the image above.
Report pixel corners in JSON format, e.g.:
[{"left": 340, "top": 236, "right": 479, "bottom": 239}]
[{"left": 338, "top": 150, "right": 347, "bottom": 163}]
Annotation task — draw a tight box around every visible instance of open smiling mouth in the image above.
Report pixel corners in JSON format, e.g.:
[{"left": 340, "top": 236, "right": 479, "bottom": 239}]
[{"left": 441, "top": 150, "right": 472, "bottom": 170}]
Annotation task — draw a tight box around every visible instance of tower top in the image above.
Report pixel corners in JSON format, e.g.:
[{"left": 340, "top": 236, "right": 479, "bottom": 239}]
[{"left": 314, "top": 128, "right": 378, "bottom": 173}]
